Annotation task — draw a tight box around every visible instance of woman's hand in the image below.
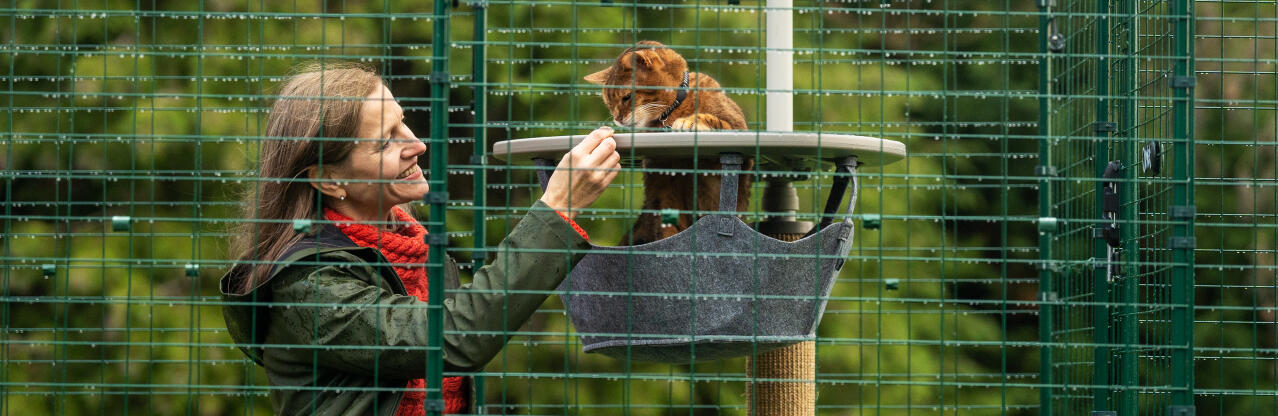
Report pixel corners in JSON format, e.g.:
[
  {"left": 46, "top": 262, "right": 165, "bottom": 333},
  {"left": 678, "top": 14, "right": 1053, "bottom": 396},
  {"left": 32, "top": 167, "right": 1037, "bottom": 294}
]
[{"left": 539, "top": 126, "right": 621, "bottom": 220}]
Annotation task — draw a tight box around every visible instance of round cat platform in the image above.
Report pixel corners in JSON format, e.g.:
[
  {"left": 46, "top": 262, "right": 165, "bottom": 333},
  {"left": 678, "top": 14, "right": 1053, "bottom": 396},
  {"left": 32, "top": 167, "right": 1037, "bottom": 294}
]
[{"left": 490, "top": 131, "right": 907, "bottom": 167}]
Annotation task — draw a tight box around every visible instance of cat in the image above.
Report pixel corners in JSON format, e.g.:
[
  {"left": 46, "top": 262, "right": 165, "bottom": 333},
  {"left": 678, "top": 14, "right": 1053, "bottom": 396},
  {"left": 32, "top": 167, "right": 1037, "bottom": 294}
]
[{"left": 584, "top": 40, "right": 753, "bottom": 244}]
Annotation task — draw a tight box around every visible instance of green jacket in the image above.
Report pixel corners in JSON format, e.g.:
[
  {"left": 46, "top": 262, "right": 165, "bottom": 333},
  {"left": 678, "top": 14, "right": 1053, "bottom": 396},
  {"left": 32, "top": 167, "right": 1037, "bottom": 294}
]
[{"left": 220, "top": 202, "right": 589, "bottom": 416}]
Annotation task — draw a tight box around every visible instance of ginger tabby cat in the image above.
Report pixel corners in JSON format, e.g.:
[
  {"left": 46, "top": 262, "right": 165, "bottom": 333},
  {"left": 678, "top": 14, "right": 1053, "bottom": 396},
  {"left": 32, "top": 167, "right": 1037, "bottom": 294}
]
[{"left": 585, "top": 40, "right": 753, "bottom": 244}]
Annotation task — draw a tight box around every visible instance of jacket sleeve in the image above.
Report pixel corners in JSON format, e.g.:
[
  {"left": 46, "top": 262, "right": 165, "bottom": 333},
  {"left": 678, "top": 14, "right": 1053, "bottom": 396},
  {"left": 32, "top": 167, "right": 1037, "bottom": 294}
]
[
  {"left": 440, "top": 201, "right": 590, "bottom": 370},
  {"left": 266, "top": 201, "right": 590, "bottom": 378}
]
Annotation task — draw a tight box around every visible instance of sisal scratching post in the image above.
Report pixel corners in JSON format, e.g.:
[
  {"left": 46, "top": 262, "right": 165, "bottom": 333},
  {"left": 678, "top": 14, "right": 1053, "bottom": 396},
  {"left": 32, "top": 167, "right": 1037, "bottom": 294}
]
[
  {"left": 747, "top": 340, "right": 815, "bottom": 416},
  {"left": 749, "top": 180, "right": 816, "bottom": 415}
]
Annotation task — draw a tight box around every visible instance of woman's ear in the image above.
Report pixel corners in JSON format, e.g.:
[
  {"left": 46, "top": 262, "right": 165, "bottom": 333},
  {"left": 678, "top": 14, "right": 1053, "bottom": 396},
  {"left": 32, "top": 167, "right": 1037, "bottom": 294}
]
[{"left": 306, "top": 165, "right": 346, "bottom": 199}]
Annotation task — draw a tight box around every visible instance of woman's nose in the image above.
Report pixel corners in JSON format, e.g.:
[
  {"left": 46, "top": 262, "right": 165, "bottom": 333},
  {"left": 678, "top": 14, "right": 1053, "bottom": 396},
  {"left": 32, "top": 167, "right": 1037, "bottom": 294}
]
[{"left": 401, "top": 127, "right": 426, "bottom": 157}]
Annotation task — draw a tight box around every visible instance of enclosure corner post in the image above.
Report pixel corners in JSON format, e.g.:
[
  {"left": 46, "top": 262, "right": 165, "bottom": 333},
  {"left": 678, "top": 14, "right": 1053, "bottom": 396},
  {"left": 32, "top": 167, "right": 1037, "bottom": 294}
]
[
  {"left": 426, "top": 0, "right": 452, "bottom": 415},
  {"left": 1036, "top": 2, "right": 1055, "bottom": 414},
  {"left": 1168, "top": 0, "right": 1195, "bottom": 406}
]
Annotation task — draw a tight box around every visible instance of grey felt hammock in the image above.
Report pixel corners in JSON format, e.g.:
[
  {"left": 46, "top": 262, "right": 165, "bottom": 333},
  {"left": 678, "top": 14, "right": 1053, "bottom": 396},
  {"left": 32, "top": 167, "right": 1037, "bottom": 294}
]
[{"left": 533, "top": 153, "right": 860, "bottom": 363}]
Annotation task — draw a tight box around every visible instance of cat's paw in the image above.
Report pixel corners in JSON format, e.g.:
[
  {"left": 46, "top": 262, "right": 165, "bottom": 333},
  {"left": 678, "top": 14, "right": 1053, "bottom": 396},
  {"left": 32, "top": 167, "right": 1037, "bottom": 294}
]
[{"left": 669, "top": 116, "right": 714, "bottom": 131}]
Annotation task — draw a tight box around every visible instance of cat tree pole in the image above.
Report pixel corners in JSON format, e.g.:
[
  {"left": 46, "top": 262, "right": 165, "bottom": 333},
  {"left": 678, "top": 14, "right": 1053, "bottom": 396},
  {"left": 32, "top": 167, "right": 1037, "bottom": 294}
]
[{"left": 746, "top": 1, "right": 814, "bottom": 415}]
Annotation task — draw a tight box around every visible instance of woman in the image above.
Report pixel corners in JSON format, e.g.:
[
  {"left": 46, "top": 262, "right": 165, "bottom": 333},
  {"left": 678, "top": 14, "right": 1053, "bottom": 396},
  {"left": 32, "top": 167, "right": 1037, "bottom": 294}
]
[{"left": 219, "top": 62, "right": 620, "bottom": 416}]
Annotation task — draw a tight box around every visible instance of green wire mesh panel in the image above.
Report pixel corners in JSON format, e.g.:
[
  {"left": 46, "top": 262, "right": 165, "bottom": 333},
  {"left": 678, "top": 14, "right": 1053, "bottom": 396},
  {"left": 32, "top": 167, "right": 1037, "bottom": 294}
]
[
  {"left": 0, "top": 1, "right": 1274, "bottom": 415},
  {"left": 1195, "top": 1, "right": 1278, "bottom": 415},
  {"left": 1039, "top": 0, "right": 1195, "bottom": 415}
]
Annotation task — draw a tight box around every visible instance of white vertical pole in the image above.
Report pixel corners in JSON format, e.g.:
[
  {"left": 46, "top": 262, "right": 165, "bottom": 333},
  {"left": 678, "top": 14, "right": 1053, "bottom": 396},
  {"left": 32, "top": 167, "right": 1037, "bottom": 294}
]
[
  {"left": 766, "top": 0, "right": 793, "bottom": 132},
  {"left": 751, "top": 2, "right": 814, "bottom": 416}
]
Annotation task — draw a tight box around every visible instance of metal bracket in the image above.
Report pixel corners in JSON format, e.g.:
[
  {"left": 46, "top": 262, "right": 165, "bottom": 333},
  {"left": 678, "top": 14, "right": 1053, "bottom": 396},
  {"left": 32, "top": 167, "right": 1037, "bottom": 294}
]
[
  {"left": 1092, "top": 412, "right": 1117, "bottom": 416},
  {"left": 429, "top": 71, "right": 450, "bottom": 84},
  {"left": 427, "top": 234, "right": 449, "bottom": 246},
  {"left": 112, "top": 215, "right": 131, "bottom": 232},
  {"left": 1167, "top": 405, "right": 1195, "bottom": 416},
  {"left": 1038, "top": 217, "right": 1059, "bottom": 233},
  {"left": 185, "top": 264, "right": 200, "bottom": 277},
  {"left": 1035, "top": 165, "right": 1058, "bottom": 177},
  {"left": 292, "top": 219, "right": 314, "bottom": 234},
  {"left": 1091, "top": 257, "right": 1107, "bottom": 270},
  {"left": 1170, "top": 205, "right": 1195, "bottom": 220},
  {"left": 1170, "top": 76, "right": 1196, "bottom": 89},
  {"left": 861, "top": 214, "right": 882, "bottom": 229},
  {"left": 1093, "top": 122, "right": 1117, "bottom": 134},
  {"left": 1170, "top": 237, "right": 1196, "bottom": 250},
  {"left": 424, "top": 192, "right": 449, "bottom": 204},
  {"left": 469, "top": 154, "right": 486, "bottom": 165},
  {"left": 426, "top": 399, "right": 446, "bottom": 412}
]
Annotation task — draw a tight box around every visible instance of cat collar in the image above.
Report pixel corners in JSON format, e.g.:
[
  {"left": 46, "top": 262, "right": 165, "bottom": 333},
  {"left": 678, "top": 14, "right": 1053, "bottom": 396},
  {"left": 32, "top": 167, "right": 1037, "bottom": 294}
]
[{"left": 658, "top": 71, "right": 690, "bottom": 127}]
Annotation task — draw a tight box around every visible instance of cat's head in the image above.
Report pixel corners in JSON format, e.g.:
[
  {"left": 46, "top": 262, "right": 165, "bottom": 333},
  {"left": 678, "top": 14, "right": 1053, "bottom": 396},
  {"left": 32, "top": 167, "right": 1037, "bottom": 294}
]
[{"left": 584, "top": 40, "right": 689, "bottom": 128}]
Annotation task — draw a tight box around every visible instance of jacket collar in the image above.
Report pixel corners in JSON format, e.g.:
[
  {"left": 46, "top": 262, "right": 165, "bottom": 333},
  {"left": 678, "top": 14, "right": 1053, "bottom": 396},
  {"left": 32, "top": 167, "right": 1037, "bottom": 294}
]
[{"left": 219, "top": 224, "right": 366, "bottom": 297}]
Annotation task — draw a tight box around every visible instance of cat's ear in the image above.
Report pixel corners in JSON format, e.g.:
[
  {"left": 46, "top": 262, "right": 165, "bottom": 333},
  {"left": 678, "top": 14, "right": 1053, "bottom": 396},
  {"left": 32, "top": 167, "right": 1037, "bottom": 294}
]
[
  {"left": 584, "top": 68, "right": 610, "bottom": 85},
  {"left": 631, "top": 49, "right": 664, "bottom": 70}
]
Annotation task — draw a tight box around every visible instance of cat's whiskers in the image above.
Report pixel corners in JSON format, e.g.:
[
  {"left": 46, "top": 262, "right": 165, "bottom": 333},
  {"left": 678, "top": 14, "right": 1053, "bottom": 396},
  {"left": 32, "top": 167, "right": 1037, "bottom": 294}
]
[{"left": 626, "top": 102, "right": 669, "bottom": 127}]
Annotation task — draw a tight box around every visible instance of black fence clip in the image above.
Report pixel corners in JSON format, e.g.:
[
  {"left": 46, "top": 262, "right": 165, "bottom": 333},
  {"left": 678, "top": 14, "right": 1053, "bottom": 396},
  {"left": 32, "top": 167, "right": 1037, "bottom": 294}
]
[
  {"left": 1100, "top": 160, "right": 1123, "bottom": 248},
  {"left": 1047, "top": 18, "right": 1066, "bottom": 53},
  {"left": 1142, "top": 140, "right": 1162, "bottom": 174}
]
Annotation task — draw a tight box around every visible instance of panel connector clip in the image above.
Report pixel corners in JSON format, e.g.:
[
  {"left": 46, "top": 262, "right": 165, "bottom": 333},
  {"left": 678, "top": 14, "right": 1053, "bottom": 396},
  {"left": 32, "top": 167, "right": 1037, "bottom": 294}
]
[
  {"left": 424, "top": 192, "right": 449, "bottom": 204},
  {"left": 1170, "top": 76, "right": 1196, "bottom": 89},
  {"left": 427, "top": 234, "right": 449, "bottom": 246},
  {"left": 1169, "top": 237, "right": 1196, "bottom": 250},
  {"left": 1170, "top": 205, "right": 1195, "bottom": 221}
]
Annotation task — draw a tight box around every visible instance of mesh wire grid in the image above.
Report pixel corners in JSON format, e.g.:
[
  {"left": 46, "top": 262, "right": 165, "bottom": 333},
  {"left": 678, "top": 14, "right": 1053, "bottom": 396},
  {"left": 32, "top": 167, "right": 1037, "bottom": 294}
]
[{"left": 0, "top": 0, "right": 1273, "bottom": 415}]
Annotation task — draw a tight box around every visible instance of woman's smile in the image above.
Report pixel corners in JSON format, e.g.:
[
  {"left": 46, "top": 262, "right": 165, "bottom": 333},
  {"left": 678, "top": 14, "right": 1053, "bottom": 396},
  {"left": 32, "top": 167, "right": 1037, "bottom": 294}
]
[{"left": 396, "top": 164, "right": 421, "bottom": 180}]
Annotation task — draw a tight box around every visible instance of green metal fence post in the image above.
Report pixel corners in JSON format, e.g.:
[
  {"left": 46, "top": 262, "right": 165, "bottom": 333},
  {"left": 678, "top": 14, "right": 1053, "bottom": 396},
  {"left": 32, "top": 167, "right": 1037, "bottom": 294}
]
[
  {"left": 1117, "top": 0, "right": 1139, "bottom": 413},
  {"left": 1038, "top": 3, "right": 1056, "bottom": 414},
  {"left": 427, "top": 0, "right": 452, "bottom": 415},
  {"left": 470, "top": 1, "right": 488, "bottom": 412},
  {"left": 1092, "top": 0, "right": 1113, "bottom": 411},
  {"left": 1169, "top": 0, "right": 1195, "bottom": 408}
]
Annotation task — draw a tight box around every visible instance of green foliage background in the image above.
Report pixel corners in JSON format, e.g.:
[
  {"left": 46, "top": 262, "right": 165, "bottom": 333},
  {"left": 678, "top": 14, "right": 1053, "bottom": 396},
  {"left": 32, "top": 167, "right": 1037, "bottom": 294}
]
[{"left": 2, "top": 0, "right": 1274, "bottom": 415}]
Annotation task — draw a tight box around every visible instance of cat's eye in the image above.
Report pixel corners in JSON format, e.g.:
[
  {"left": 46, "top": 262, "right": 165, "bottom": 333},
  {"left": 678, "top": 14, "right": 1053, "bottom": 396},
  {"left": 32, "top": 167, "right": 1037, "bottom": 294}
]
[{"left": 621, "top": 93, "right": 632, "bottom": 103}]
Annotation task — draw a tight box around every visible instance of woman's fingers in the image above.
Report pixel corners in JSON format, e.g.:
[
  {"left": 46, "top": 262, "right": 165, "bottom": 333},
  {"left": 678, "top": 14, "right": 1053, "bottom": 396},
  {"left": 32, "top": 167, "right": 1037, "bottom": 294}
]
[
  {"left": 588, "top": 135, "right": 616, "bottom": 162},
  {"left": 573, "top": 127, "right": 611, "bottom": 158},
  {"left": 602, "top": 151, "right": 621, "bottom": 172}
]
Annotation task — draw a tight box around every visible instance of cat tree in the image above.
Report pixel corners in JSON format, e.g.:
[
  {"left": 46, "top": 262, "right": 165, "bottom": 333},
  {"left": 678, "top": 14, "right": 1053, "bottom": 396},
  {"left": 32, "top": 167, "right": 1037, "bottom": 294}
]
[
  {"left": 490, "top": 2, "right": 907, "bottom": 412},
  {"left": 492, "top": 132, "right": 904, "bottom": 414}
]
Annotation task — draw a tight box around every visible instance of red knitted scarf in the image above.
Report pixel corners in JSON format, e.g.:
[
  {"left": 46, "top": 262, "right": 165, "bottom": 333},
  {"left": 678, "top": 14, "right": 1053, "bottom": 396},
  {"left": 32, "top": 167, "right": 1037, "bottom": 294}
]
[{"left": 323, "top": 207, "right": 467, "bottom": 415}]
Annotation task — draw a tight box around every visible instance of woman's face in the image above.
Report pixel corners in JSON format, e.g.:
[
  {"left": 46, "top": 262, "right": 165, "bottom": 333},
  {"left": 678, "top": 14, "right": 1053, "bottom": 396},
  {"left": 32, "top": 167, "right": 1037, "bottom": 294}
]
[{"left": 328, "top": 84, "right": 428, "bottom": 219}]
